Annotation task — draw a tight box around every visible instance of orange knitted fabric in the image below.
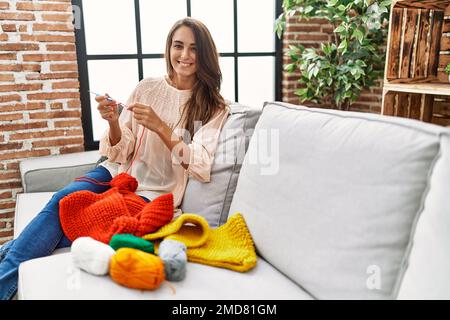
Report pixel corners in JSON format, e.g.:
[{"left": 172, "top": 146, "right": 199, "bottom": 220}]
[{"left": 59, "top": 174, "right": 174, "bottom": 243}]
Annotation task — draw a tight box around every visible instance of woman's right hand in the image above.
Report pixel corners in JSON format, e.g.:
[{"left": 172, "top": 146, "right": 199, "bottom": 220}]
[{"left": 96, "top": 94, "right": 120, "bottom": 123}]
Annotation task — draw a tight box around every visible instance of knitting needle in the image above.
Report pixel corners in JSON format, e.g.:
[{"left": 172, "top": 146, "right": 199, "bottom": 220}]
[{"left": 88, "top": 91, "right": 126, "bottom": 111}]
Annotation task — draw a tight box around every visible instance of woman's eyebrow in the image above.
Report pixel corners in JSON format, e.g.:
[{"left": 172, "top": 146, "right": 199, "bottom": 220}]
[{"left": 173, "top": 40, "right": 196, "bottom": 46}]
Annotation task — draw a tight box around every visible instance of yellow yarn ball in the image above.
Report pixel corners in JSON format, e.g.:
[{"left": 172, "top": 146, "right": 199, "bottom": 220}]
[{"left": 110, "top": 248, "right": 165, "bottom": 290}]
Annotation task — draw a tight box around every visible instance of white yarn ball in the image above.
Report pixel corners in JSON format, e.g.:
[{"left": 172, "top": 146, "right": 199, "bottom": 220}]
[{"left": 71, "top": 237, "right": 115, "bottom": 276}]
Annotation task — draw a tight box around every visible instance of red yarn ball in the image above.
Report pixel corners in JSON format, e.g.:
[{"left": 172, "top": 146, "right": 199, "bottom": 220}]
[{"left": 110, "top": 173, "right": 138, "bottom": 192}]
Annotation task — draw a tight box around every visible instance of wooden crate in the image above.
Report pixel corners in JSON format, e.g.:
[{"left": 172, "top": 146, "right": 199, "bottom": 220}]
[
  {"left": 382, "top": 0, "right": 450, "bottom": 125},
  {"left": 431, "top": 96, "right": 450, "bottom": 125},
  {"left": 383, "top": 91, "right": 434, "bottom": 121},
  {"left": 386, "top": 0, "right": 448, "bottom": 82}
]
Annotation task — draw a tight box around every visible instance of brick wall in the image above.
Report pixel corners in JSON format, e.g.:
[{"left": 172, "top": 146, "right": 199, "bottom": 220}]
[
  {"left": 281, "top": 16, "right": 383, "bottom": 114},
  {"left": 0, "top": 0, "right": 83, "bottom": 244}
]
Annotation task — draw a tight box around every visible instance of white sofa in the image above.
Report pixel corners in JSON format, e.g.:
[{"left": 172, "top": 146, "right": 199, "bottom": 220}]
[{"left": 13, "top": 102, "right": 450, "bottom": 299}]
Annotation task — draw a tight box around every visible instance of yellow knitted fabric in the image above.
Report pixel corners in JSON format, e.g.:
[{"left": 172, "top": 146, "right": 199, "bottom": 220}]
[
  {"left": 142, "top": 213, "right": 257, "bottom": 272},
  {"left": 142, "top": 214, "right": 210, "bottom": 248}
]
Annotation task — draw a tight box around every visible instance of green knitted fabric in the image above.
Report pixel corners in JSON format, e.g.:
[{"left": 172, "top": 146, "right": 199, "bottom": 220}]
[{"left": 109, "top": 234, "right": 154, "bottom": 253}]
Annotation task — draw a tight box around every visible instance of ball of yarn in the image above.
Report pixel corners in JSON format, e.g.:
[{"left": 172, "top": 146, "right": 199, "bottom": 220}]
[
  {"left": 158, "top": 239, "right": 187, "bottom": 281},
  {"left": 109, "top": 234, "right": 154, "bottom": 253},
  {"left": 110, "top": 173, "right": 138, "bottom": 192},
  {"left": 71, "top": 237, "right": 115, "bottom": 276},
  {"left": 110, "top": 248, "right": 165, "bottom": 290}
]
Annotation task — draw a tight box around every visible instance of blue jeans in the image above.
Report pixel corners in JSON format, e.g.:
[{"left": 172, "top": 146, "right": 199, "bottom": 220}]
[{"left": 0, "top": 166, "right": 113, "bottom": 300}]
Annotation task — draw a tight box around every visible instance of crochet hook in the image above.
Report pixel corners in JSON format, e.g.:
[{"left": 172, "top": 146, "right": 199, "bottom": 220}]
[{"left": 88, "top": 91, "right": 126, "bottom": 112}]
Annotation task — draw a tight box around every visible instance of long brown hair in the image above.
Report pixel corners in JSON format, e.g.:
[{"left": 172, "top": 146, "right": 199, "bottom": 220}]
[{"left": 165, "top": 17, "right": 226, "bottom": 139}]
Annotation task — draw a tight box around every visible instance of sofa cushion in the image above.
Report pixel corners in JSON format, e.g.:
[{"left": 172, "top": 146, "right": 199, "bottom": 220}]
[
  {"left": 20, "top": 151, "right": 100, "bottom": 193},
  {"left": 18, "top": 252, "right": 312, "bottom": 300},
  {"left": 14, "top": 192, "right": 55, "bottom": 239},
  {"left": 397, "top": 133, "right": 450, "bottom": 299},
  {"left": 181, "top": 103, "right": 262, "bottom": 227},
  {"left": 229, "top": 102, "right": 446, "bottom": 299}
]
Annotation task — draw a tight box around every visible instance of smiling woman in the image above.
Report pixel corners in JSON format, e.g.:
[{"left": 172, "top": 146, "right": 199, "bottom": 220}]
[
  {"left": 165, "top": 18, "right": 226, "bottom": 138},
  {"left": 0, "top": 17, "right": 230, "bottom": 300},
  {"left": 96, "top": 17, "right": 229, "bottom": 204}
]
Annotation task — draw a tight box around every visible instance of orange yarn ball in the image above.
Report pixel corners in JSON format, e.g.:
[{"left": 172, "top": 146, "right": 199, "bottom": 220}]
[
  {"left": 110, "top": 173, "right": 138, "bottom": 192},
  {"left": 110, "top": 248, "right": 165, "bottom": 290}
]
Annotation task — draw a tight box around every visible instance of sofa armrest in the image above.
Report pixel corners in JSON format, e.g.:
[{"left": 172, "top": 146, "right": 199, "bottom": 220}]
[{"left": 20, "top": 150, "right": 101, "bottom": 192}]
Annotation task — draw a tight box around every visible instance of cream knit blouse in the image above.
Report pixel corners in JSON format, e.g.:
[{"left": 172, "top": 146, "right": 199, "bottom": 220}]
[{"left": 99, "top": 77, "right": 230, "bottom": 213}]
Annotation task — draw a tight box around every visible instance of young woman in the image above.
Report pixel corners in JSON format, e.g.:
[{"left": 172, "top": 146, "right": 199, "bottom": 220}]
[{"left": 0, "top": 17, "right": 229, "bottom": 300}]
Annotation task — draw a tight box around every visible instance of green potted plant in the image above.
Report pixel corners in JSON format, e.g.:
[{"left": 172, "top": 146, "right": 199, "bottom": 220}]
[
  {"left": 445, "top": 63, "right": 450, "bottom": 82},
  {"left": 275, "top": 0, "right": 391, "bottom": 111}
]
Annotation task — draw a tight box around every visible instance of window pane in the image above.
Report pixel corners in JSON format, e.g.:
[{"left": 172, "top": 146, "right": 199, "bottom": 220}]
[
  {"left": 238, "top": 56, "right": 274, "bottom": 108},
  {"left": 220, "top": 57, "right": 235, "bottom": 102},
  {"left": 238, "top": 0, "right": 275, "bottom": 52},
  {"left": 87, "top": 59, "right": 139, "bottom": 141},
  {"left": 191, "top": 0, "right": 234, "bottom": 53},
  {"left": 143, "top": 58, "right": 167, "bottom": 78},
  {"left": 140, "top": 0, "right": 187, "bottom": 54},
  {"left": 83, "top": 0, "right": 137, "bottom": 55}
]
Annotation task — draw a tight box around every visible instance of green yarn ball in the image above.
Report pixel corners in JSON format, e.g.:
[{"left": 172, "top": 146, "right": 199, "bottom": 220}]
[{"left": 109, "top": 234, "right": 154, "bottom": 254}]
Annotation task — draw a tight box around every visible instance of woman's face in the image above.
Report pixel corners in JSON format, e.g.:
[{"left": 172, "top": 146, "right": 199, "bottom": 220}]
[{"left": 170, "top": 26, "right": 197, "bottom": 79}]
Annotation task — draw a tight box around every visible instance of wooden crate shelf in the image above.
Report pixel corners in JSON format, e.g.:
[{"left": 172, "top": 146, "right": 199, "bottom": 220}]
[
  {"left": 382, "top": 0, "right": 450, "bottom": 126},
  {"left": 383, "top": 82, "right": 450, "bottom": 95}
]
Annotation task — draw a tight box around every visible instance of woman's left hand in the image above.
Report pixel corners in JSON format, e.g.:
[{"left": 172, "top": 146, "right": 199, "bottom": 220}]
[{"left": 127, "top": 103, "right": 164, "bottom": 133}]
